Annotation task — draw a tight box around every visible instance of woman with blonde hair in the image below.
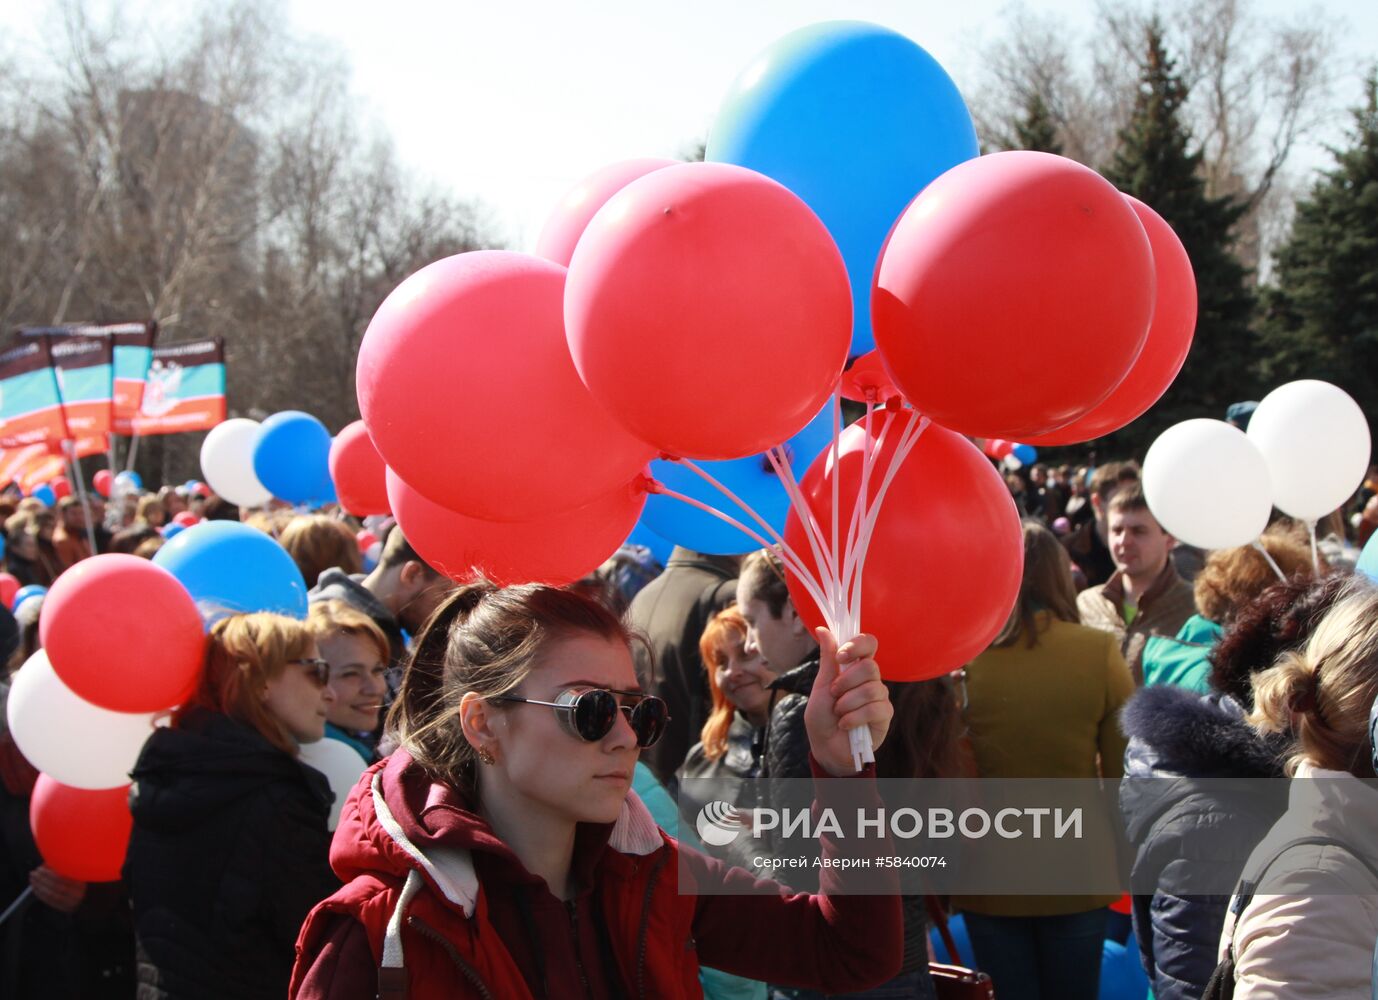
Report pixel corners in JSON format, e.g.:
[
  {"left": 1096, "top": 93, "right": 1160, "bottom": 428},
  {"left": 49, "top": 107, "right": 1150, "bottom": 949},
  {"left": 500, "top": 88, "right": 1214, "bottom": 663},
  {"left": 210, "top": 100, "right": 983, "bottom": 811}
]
[
  {"left": 307, "top": 600, "right": 390, "bottom": 762},
  {"left": 1212, "top": 583, "right": 1378, "bottom": 999},
  {"left": 124, "top": 613, "right": 340, "bottom": 999}
]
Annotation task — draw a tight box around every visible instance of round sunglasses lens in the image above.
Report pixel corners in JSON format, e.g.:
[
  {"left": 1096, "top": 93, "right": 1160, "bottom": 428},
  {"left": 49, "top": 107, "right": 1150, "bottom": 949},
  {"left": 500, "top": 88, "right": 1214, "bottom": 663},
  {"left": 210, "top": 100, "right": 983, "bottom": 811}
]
[
  {"left": 572, "top": 690, "right": 618, "bottom": 742},
  {"left": 631, "top": 698, "right": 668, "bottom": 748}
]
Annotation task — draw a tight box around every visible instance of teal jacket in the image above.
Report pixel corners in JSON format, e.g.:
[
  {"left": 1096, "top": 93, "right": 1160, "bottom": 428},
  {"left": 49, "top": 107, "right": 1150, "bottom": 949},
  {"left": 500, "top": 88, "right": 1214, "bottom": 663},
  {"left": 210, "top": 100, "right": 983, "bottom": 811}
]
[{"left": 1141, "top": 614, "right": 1224, "bottom": 693}]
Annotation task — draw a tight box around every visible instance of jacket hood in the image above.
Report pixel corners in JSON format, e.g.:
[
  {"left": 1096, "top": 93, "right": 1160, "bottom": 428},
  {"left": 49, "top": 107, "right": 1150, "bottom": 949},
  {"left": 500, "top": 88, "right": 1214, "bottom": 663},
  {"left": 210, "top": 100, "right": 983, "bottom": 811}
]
[
  {"left": 129, "top": 708, "right": 331, "bottom": 832},
  {"left": 330, "top": 749, "right": 666, "bottom": 919},
  {"left": 309, "top": 569, "right": 399, "bottom": 632},
  {"left": 1121, "top": 685, "right": 1286, "bottom": 779}
]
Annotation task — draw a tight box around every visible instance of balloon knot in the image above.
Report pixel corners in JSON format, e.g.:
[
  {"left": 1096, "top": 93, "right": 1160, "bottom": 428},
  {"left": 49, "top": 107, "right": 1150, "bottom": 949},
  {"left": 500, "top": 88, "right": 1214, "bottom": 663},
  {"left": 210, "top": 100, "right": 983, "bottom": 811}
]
[
  {"left": 642, "top": 476, "right": 665, "bottom": 495},
  {"left": 885, "top": 396, "right": 902, "bottom": 412}
]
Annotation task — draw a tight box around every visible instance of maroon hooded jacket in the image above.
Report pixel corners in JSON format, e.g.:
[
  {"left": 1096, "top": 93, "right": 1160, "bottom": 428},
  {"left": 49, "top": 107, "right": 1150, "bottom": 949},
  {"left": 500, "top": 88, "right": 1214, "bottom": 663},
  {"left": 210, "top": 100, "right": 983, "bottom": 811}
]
[{"left": 291, "top": 750, "right": 901, "bottom": 999}]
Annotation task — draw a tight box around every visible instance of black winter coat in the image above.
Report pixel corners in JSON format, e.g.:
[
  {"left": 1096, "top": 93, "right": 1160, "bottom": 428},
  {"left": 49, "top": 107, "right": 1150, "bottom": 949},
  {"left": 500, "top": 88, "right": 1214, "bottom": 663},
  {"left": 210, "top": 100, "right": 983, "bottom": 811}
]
[
  {"left": 124, "top": 709, "right": 339, "bottom": 1000},
  {"left": 626, "top": 547, "right": 737, "bottom": 784},
  {"left": 1119, "top": 686, "right": 1289, "bottom": 1000}
]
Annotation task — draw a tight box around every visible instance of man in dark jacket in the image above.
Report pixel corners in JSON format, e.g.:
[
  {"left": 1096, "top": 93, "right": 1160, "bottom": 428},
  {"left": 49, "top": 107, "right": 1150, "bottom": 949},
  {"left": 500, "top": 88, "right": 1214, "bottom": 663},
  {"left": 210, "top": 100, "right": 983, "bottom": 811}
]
[{"left": 627, "top": 547, "right": 738, "bottom": 785}]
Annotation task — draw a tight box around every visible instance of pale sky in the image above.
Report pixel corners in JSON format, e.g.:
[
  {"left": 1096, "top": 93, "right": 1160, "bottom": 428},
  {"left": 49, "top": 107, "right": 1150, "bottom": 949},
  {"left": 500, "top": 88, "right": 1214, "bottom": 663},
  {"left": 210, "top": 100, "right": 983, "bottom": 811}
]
[
  {"left": 6, "top": 1, "right": 1377, "bottom": 249},
  {"left": 280, "top": 0, "right": 1378, "bottom": 249}
]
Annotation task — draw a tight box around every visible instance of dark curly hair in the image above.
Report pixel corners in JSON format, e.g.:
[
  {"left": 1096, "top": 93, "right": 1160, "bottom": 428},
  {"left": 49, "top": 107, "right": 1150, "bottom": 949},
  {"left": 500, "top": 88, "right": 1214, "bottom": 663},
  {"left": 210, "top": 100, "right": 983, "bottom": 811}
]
[{"left": 1209, "top": 574, "right": 1353, "bottom": 707}]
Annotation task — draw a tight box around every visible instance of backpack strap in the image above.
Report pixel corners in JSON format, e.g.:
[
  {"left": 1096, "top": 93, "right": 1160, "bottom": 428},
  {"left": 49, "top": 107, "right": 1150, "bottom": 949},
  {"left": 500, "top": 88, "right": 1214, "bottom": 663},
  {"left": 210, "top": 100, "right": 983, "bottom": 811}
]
[{"left": 1223, "top": 836, "right": 1378, "bottom": 967}]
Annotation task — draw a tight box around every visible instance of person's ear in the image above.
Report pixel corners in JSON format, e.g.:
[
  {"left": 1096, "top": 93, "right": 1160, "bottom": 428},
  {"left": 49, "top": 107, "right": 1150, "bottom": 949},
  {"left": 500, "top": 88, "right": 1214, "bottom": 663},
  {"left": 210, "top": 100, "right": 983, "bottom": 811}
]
[
  {"left": 398, "top": 560, "right": 424, "bottom": 589},
  {"left": 459, "top": 691, "right": 502, "bottom": 756},
  {"left": 786, "top": 604, "right": 809, "bottom": 637}
]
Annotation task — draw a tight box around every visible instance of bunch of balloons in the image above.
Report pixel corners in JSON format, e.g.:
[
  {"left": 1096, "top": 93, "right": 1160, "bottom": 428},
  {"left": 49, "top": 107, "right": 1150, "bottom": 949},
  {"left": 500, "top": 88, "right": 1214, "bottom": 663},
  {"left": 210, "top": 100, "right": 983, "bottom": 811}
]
[
  {"left": 7, "top": 555, "right": 205, "bottom": 881},
  {"left": 350, "top": 19, "right": 1199, "bottom": 701},
  {"left": 1144, "top": 380, "right": 1370, "bottom": 554},
  {"left": 200, "top": 411, "right": 336, "bottom": 509}
]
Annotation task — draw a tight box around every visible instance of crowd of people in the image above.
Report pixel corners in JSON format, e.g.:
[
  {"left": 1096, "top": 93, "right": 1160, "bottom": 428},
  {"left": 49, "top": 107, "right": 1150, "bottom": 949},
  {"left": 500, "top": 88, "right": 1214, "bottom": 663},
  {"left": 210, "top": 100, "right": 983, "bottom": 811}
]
[{"left": 1, "top": 445, "right": 1378, "bottom": 999}]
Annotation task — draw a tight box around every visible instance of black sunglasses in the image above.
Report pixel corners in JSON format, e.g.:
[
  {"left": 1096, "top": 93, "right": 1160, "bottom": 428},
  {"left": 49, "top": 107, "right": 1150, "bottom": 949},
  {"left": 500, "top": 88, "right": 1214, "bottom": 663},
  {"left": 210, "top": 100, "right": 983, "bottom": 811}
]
[
  {"left": 493, "top": 688, "right": 669, "bottom": 748},
  {"left": 290, "top": 658, "right": 331, "bottom": 687}
]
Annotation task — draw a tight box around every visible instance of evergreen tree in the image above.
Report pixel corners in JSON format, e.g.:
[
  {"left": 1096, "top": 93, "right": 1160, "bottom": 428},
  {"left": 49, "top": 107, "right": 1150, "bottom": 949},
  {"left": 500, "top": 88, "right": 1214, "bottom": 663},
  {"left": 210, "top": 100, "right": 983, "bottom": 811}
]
[
  {"left": 1103, "top": 21, "right": 1257, "bottom": 451},
  {"left": 1011, "top": 92, "right": 1062, "bottom": 155},
  {"left": 1257, "top": 72, "right": 1378, "bottom": 438}
]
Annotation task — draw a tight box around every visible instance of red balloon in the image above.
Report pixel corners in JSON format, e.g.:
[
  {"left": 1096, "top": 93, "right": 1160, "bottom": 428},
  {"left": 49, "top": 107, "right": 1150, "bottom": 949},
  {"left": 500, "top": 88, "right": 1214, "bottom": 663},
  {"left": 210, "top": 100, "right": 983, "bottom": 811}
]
[
  {"left": 357, "top": 251, "right": 655, "bottom": 521},
  {"left": 31, "top": 776, "right": 133, "bottom": 882},
  {"left": 93, "top": 470, "right": 113, "bottom": 498},
  {"left": 1024, "top": 196, "right": 1198, "bottom": 445},
  {"left": 839, "top": 350, "right": 902, "bottom": 404},
  {"left": 356, "top": 530, "right": 378, "bottom": 553},
  {"left": 329, "top": 421, "right": 390, "bottom": 516},
  {"left": 50, "top": 477, "right": 71, "bottom": 500},
  {"left": 387, "top": 467, "right": 646, "bottom": 587},
  {"left": 565, "top": 162, "right": 852, "bottom": 460},
  {"left": 40, "top": 554, "right": 206, "bottom": 712},
  {"left": 535, "top": 158, "right": 678, "bottom": 267},
  {"left": 172, "top": 511, "right": 200, "bottom": 528},
  {"left": 872, "top": 151, "right": 1155, "bottom": 439},
  {"left": 0, "top": 573, "right": 18, "bottom": 609},
  {"left": 784, "top": 411, "right": 1023, "bottom": 681}
]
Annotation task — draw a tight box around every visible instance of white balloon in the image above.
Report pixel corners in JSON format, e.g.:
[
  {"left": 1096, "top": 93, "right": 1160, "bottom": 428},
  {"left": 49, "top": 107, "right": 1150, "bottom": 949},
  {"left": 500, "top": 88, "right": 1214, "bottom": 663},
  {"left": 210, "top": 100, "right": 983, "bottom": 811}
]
[
  {"left": 7, "top": 650, "right": 159, "bottom": 790},
  {"left": 298, "top": 737, "right": 368, "bottom": 830},
  {"left": 1143, "top": 418, "right": 1273, "bottom": 550},
  {"left": 200, "top": 419, "right": 273, "bottom": 508},
  {"left": 1247, "top": 380, "right": 1371, "bottom": 522}
]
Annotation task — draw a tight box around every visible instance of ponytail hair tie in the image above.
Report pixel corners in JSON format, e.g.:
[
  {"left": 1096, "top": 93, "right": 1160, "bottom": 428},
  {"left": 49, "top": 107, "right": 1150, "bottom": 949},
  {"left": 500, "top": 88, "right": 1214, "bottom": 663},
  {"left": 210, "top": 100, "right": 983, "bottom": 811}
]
[{"left": 1291, "top": 667, "right": 1324, "bottom": 723}]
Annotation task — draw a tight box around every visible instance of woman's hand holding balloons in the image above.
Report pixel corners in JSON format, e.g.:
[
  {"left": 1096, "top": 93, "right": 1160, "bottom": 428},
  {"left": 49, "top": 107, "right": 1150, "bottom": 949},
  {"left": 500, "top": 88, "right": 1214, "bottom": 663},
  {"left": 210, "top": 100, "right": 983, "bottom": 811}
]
[{"left": 805, "top": 630, "right": 892, "bottom": 777}]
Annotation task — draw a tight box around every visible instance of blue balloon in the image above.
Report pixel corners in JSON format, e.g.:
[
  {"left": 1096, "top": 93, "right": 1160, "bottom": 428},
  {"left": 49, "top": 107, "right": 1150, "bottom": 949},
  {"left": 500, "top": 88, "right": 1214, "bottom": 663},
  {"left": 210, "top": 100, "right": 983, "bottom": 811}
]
[
  {"left": 641, "top": 404, "right": 835, "bottom": 554},
  {"left": 1012, "top": 443, "right": 1038, "bottom": 465},
  {"left": 1358, "top": 531, "right": 1378, "bottom": 584},
  {"left": 625, "top": 520, "right": 675, "bottom": 567},
  {"left": 116, "top": 470, "right": 142, "bottom": 490},
  {"left": 253, "top": 410, "right": 334, "bottom": 505},
  {"left": 30, "top": 484, "right": 55, "bottom": 507},
  {"left": 928, "top": 911, "right": 976, "bottom": 968},
  {"left": 1098, "top": 939, "right": 1149, "bottom": 1000},
  {"left": 11, "top": 585, "right": 47, "bottom": 613},
  {"left": 162, "top": 523, "right": 186, "bottom": 541},
  {"left": 708, "top": 21, "right": 978, "bottom": 355},
  {"left": 153, "top": 520, "right": 308, "bottom": 622},
  {"left": 0, "top": 534, "right": 7, "bottom": 562}
]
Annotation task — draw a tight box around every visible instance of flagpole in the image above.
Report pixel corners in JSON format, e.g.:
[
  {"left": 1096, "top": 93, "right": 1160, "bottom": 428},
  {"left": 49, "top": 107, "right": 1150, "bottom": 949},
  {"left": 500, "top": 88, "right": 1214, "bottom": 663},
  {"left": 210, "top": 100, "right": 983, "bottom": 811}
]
[
  {"left": 64, "top": 441, "right": 99, "bottom": 556},
  {"left": 125, "top": 431, "right": 141, "bottom": 473}
]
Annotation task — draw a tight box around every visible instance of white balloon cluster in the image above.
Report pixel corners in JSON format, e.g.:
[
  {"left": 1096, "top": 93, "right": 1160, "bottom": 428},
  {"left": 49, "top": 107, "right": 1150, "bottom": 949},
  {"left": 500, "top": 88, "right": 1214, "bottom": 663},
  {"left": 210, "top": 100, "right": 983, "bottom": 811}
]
[{"left": 1143, "top": 380, "right": 1371, "bottom": 551}]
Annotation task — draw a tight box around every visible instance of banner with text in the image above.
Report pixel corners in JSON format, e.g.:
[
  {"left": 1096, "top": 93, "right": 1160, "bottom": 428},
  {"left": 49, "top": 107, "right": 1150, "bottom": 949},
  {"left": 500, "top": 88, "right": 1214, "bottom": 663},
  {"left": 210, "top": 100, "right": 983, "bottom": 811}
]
[
  {"left": 131, "top": 339, "right": 225, "bottom": 436},
  {"left": 49, "top": 335, "right": 114, "bottom": 436},
  {"left": 0, "top": 339, "right": 67, "bottom": 448},
  {"left": 17, "top": 322, "right": 157, "bottom": 434}
]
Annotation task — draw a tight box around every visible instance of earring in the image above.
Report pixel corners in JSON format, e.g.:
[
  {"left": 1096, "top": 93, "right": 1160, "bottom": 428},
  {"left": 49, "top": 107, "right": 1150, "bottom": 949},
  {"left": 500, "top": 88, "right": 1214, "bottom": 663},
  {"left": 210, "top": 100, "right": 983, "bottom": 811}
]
[{"left": 477, "top": 747, "right": 495, "bottom": 766}]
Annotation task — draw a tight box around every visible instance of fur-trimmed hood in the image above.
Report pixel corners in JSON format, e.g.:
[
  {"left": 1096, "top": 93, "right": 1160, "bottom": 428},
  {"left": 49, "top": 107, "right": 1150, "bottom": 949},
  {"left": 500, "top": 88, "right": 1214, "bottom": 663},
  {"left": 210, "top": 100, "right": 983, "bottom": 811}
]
[{"left": 1121, "top": 684, "right": 1286, "bottom": 781}]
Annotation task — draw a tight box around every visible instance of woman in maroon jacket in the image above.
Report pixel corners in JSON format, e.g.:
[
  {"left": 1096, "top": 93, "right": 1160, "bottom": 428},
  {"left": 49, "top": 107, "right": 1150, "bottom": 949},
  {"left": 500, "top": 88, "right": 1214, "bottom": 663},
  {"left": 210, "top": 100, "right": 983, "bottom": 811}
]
[{"left": 291, "top": 581, "right": 901, "bottom": 999}]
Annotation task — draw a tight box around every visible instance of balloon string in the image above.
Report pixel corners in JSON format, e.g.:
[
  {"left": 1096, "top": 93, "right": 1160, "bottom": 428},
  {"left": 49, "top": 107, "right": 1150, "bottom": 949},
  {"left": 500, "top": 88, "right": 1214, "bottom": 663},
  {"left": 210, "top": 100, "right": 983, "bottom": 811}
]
[
  {"left": 764, "top": 446, "right": 841, "bottom": 620},
  {"left": 830, "top": 395, "right": 842, "bottom": 618},
  {"left": 846, "top": 415, "right": 930, "bottom": 631},
  {"left": 0, "top": 886, "right": 32, "bottom": 928},
  {"left": 672, "top": 457, "right": 796, "bottom": 555},
  {"left": 1306, "top": 519, "right": 1320, "bottom": 575},
  {"left": 649, "top": 482, "right": 833, "bottom": 621},
  {"left": 1252, "top": 540, "right": 1289, "bottom": 583}
]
